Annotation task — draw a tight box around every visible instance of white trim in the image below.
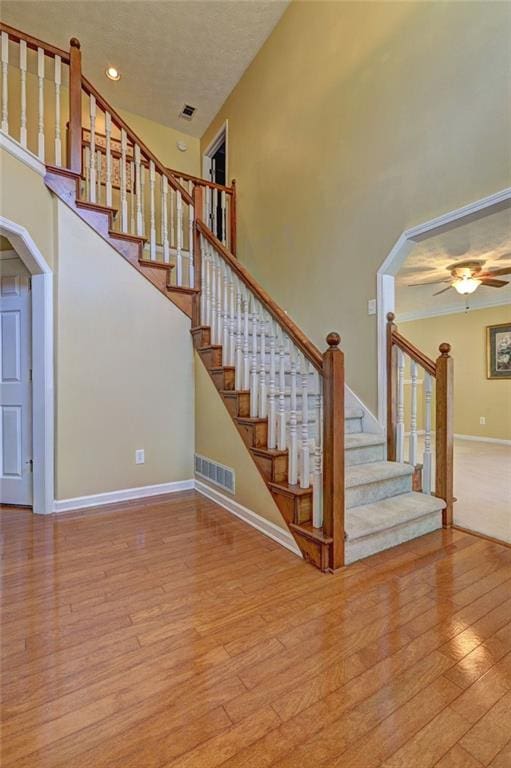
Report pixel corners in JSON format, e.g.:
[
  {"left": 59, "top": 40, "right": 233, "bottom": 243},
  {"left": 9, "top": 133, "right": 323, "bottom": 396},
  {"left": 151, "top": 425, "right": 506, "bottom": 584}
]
[
  {"left": 397, "top": 295, "right": 511, "bottom": 323},
  {"left": 345, "top": 384, "right": 382, "bottom": 435},
  {"left": 53, "top": 479, "right": 195, "bottom": 513},
  {"left": 0, "top": 217, "right": 54, "bottom": 515},
  {"left": 195, "top": 479, "right": 302, "bottom": 557},
  {"left": 0, "top": 130, "right": 45, "bottom": 176},
  {"left": 376, "top": 187, "right": 511, "bottom": 429},
  {"left": 454, "top": 433, "right": 511, "bottom": 446},
  {"left": 202, "top": 120, "right": 228, "bottom": 182}
]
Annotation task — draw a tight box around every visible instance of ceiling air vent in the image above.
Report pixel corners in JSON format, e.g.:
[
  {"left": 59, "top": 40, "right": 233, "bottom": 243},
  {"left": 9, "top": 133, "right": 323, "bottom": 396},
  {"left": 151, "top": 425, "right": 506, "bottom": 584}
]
[{"left": 179, "top": 104, "right": 196, "bottom": 121}]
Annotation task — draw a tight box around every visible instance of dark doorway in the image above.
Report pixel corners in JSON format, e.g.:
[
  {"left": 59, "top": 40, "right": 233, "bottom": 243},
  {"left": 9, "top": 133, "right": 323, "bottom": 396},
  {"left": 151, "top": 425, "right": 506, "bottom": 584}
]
[{"left": 209, "top": 139, "right": 226, "bottom": 241}]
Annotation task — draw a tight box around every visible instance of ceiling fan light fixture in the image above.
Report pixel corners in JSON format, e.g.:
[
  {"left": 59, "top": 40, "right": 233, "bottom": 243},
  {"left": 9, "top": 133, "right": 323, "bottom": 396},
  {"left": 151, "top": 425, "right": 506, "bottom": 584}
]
[{"left": 453, "top": 276, "right": 481, "bottom": 295}]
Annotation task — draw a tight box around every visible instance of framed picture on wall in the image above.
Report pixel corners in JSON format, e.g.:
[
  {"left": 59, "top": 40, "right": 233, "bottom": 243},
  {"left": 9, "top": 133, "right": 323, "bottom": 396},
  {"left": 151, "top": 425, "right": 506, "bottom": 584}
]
[{"left": 487, "top": 322, "right": 511, "bottom": 379}]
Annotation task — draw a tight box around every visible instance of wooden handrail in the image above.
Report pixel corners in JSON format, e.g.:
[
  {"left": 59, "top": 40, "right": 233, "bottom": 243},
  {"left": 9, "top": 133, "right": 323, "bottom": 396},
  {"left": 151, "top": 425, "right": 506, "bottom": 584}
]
[
  {"left": 0, "top": 22, "right": 70, "bottom": 62},
  {"left": 80, "top": 75, "right": 193, "bottom": 206},
  {"left": 387, "top": 314, "right": 436, "bottom": 377},
  {"left": 197, "top": 219, "right": 323, "bottom": 370},
  {"left": 166, "top": 168, "right": 234, "bottom": 195}
]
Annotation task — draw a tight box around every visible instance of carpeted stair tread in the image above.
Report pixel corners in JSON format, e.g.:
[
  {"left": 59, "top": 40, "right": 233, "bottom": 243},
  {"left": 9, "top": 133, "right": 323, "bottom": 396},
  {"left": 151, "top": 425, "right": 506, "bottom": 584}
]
[
  {"left": 346, "top": 491, "right": 446, "bottom": 541},
  {"left": 345, "top": 460, "right": 414, "bottom": 489}
]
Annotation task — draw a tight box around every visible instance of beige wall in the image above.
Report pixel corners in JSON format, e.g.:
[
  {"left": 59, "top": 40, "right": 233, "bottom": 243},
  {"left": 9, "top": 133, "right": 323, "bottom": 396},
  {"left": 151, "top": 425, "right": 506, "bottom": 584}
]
[
  {"left": 55, "top": 201, "right": 194, "bottom": 498},
  {"left": 202, "top": 0, "right": 511, "bottom": 414},
  {"left": 400, "top": 306, "right": 511, "bottom": 441},
  {"left": 194, "top": 353, "right": 286, "bottom": 530}
]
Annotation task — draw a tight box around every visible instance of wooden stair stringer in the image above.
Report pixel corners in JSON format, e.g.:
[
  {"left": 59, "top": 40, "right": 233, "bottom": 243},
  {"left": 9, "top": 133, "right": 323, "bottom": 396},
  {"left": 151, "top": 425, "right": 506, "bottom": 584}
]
[
  {"left": 44, "top": 165, "right": 195, "bottom": 318},
  {"left": 193, "top": 326, "right": 330, "bottom": 571}
]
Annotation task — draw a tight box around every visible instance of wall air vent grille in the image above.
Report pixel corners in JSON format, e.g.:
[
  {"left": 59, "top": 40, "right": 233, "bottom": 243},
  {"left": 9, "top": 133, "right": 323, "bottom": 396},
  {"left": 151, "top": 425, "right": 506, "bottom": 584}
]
[
  {"left": 179, "top": 104, "right": 196, "bottom": 121},
  {"left": 194, "top": 454, "right": 235, "bottom": 494}
]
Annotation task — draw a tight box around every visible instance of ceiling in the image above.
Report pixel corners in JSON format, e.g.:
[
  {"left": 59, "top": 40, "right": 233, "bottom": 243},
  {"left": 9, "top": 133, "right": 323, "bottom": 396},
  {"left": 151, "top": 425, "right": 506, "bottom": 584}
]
[
  {"left": 1, "top": 0, "right": 289, "bottom": 137},
  {"left": 396, "top": 205, "right": 511, "bottom": 320}
]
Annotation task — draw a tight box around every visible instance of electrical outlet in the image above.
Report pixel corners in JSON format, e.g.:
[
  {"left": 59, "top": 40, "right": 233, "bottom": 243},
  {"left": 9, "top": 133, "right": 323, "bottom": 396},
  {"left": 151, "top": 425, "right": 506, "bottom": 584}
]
[
  {"left": 368, "top": 299, "right": 377, "bottom": 315},
  {"left": 135, "top": 449, "right": 145, "bottom": 464},
  {"left": 479, "top": 416, "right": 486, "bottom": 426}
]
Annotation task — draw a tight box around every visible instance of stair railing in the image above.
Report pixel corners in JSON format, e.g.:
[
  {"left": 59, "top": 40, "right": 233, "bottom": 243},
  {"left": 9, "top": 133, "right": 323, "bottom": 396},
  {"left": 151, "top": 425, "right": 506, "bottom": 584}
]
[
  {"left": 196, "top": 219, "right": 345, "bottom": 569},
  {"left": 386, "top": 312, "right": 454, "bottom": 526},
  {"left": 0, "top": 23, "right": 71, "bottom": 166}
]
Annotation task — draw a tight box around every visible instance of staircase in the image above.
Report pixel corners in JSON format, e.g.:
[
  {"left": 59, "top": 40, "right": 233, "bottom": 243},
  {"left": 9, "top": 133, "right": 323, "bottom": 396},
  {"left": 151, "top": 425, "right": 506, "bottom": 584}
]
[{"left": 0, "top": 22, "right": 455, "bottom": 572}]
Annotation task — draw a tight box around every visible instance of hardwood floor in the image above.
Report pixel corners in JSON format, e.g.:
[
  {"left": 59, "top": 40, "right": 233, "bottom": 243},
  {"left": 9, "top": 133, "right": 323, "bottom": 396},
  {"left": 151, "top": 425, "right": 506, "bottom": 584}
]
[{"left": 1, "top": 490, "right": 511, "bottom": 767}]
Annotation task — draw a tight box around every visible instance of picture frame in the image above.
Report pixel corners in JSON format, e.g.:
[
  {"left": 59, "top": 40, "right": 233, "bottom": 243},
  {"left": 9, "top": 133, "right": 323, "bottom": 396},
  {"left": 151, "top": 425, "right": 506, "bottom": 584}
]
[{"left": 486, "top": 322, "right": 511, "bottom": 379}]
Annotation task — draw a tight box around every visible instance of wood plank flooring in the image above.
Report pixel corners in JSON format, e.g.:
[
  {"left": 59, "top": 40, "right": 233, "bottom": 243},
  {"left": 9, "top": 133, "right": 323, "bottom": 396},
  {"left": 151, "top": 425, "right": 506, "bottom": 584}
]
[{"left": 1, "top": 490, "right": 511, "bottom": 767}]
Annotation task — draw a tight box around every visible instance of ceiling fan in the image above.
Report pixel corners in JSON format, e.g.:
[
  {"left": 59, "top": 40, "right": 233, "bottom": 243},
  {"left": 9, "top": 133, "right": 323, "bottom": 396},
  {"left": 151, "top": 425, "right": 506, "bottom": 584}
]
[{"left": 408, "top": 259, "right": 511, "bottom": 296}]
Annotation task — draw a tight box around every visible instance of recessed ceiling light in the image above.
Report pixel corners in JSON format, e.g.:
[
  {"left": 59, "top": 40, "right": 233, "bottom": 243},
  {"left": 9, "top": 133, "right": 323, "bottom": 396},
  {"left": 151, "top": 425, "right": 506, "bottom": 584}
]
[{"left": 106, "top": 67, "right": 120, "bottom": 81}]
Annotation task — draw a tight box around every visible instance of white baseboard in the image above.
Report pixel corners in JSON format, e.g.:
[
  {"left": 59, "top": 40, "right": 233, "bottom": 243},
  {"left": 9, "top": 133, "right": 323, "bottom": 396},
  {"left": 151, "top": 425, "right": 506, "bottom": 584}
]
[
  {"left": 194, "top": 479, "right": 302, "bottom": 557},
  {"left": 454, "top": 433, "right": 511, "bottom": 446},
  {"left": 53, "top": 479, "right": 195, "bottom": 513}
]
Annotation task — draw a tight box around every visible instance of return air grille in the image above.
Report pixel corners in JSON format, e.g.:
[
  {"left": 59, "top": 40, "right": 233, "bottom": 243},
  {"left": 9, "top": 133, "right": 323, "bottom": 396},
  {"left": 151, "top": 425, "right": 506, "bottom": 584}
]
[
  {"left": 179, "top": 104, "right": 196, "bottom": 121},
  {"left": 194, "top": 454, "right": 235, "bottom": 494}
]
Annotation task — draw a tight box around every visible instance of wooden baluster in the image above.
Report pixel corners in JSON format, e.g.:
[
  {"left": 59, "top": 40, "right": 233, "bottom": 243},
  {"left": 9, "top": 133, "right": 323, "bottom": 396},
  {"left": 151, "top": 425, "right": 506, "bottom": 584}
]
[
  {"left": 277, "top": 331, "right": 287, "bottom": 451},
  {"left": 230, "top": 179, "right": 237, "bottom": 256},
  {"left": 222, "top": 262, "right": 230, "bottom": 354},
  {"left": 188, "top": 201, "right": 195, "bottom": 287},
  {"left": 258, "top": 313, "right": 267, "bottom": 418},
  {"left": 149, "top": 160, "right": 156, "bottom": 260},
  {"left": 288, "top": 345, "right": 298, "bottom": 485},
  {"left": 435, "top": 343, "right": 454, "bottom": 527},
  {"left": 267, "top": 320, "right": 277, "bottom": 450},
  {"left": 87, "top": 95, "right": 96, "bottom": 200},
  {"left": 234, "top": 278, "right": 243, "bottom": 390},
  {"left": 423, "top": 372, "right": 433, "bottom": 494},
  {"left": 162, "top": 175, "right": 169, "bottom": 263},
  {"left": 37, "top": 48, "right": 45, "bottom": 161},
  {"left": 105, "top": 112, "right": 112, "bottom": 207},
  {"left": 54, "top": 54, "right": 62, "bottom": 165},
  {"left": 386, "top": 312, "right": 398, "bottom": 461},
  {"left": 134, "top": 144, "right": 143, "bottom": 236},
  {"left": 67, "top": 38, "right": 82, "bottom": 174},
  {"left": 170, "top": 187, "right": 176, "bottom": 249},
  {"left": 396, "top": 349, "right": 405, "bottom": 463},
  {"left": 323, "top": 333, "right": 345, "bottom": 568},
  {"left": 176, "top": 191, "right": 183, "bottom": 286},
  {"left": 215, "top": 252, "right": 223, "bottom": 345},
  {"left": 250, "top": 297, "right": 259, "bottom": 418},
  {"left": 1, "top": 31, "right": 8, "bottom": 133},
  {"left": 227, "top": 269, "right": 236, "bottom": 366},
  {"left": 312, "top": 374, "right": 323, "bottom": 527},
  {"left": 120, "top": 130, "right": 129, "bottom": 232},
  {"left": 19, "top": 40, "right": 27, "bottom": 147},
  {"left": 242, "top": 287, "right": 250, "bottom": 391},
  {"left": 299, "top": 354, "right": 311, "bottom": 488},
  {"left": 96, "top": 148, "right": 101, "bottom": 204},
  {"left": 409, "top": 360, "right": 418, "bottom": 466}
]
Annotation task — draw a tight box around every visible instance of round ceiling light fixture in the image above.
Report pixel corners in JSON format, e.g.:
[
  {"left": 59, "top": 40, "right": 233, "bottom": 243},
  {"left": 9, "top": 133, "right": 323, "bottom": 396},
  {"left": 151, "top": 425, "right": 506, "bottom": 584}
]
[{"left": 105, "top": 66, "right": 121, "bottom": 81}]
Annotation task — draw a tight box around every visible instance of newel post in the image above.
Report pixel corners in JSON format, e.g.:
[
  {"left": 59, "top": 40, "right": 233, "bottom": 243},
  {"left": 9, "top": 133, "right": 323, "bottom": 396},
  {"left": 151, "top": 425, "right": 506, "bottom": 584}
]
[
  {"left": 230, "top": 179, "right": 237, "bottom": 257},
  {"left": 386, "top": 312, "right": 397, "bottom": 461},
  {"left": 322, "top": 332, "right": 345, "bottom": 570},
  {"left": 192, "top": 184, "right": 203, "bottom": 327},
  {"left": 435, "top": 342, "right": 454, "bottom": 527},
  {"left": 67, "top": 37, "right": 82, "bottom": 174}
]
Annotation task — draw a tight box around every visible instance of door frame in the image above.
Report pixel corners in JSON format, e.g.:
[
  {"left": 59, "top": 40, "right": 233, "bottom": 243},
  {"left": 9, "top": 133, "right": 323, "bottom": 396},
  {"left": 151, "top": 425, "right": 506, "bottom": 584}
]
[
  {"left": 0, "top": 216, "right": 54, "bottom": 515},
  {"left": 202, "top": 120, "right": 228, "bottom": 183},
  {"left": 376, "top": 186, "right": 511, "bottom": 433}
]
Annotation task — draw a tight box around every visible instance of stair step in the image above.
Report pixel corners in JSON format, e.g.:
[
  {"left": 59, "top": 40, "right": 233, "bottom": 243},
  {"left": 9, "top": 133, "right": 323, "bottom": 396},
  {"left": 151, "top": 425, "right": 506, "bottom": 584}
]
[
  {"left": 346, "top": 460, "right": 414, "bottom": 509},
  {"left": 289, "top": 521, "right": 333, "bottom": 572},
  {"left": 210, "top": 366, "right": 235, "bottom": 391},
  {"left": 268, "top": 480, "right": 313, "bottom": 527},
  {"left": 250, "top": 446, "right": 288, "bottom": 483},
  {"left": 345, "top": 492, "right": 445, "bottom": 564},
  {"left": 138, "top": 259, "right": 174, "bottom": 271},
  {"left": 222, "top": 390, "right": 250, "bottom": 418},
  {"left": 235, "top": 416, "right": 268, "bottom": 448},
  {"left": 345, "top": 433, "right": 385, "bottom": 465}
]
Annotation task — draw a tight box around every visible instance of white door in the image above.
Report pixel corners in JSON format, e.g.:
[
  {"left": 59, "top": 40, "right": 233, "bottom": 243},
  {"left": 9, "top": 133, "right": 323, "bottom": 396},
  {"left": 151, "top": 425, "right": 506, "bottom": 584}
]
[{"left": 0, "top": 258, "right": 32, "bottom": 506}]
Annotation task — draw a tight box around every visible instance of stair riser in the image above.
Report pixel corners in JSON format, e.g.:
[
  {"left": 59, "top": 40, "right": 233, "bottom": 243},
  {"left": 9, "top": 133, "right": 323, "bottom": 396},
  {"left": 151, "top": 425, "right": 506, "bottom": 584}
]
[
  {"left": 199, "top": 348, "right": 223, "bottom": 369},
  {"left": 252, "top": 452, "right": 288, "bottom": 484},
  {"left": 346, "top": 473, "right": 413, "bottom": 508},
  {"left": 223, "top": 393, "right": 250, "bottom": 419},
  {"left": 345, "top": 417, "right": 363, "bottom": 434},
  {"left": 77, "top": 207, "right": 112, "bottom": 237},
  {"left": 237, "top": 422, "right": 268, "bottom": 449},
  {"left": 345, "top": 443, "right": 385, "bottom": 466},
  {"left": 211, "top": 369, "right": 235, "bottom": 391},
  {"left": 290, "top": 529, "right": 329, "bottom": 571},
  {"left": 270, "top": 489, "right": 312, "bottom": 526},
  {"left": 345, "top": 511, "right": 442, "bottom": 564},
  {"left": 191, "top": 328, "right": 211, "bottom": 348}
]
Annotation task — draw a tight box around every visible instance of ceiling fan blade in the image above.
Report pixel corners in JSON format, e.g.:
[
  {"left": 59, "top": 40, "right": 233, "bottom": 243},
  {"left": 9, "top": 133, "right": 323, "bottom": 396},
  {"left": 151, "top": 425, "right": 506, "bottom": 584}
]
[
  {"left": 407, "top": 279, "right": 449, "bottom": 287},
  {"left": 433, "top": 286, "right": 452, "bottom": 296},
  {"left": 479, "top": 266, "right": 511, "bottom": 278},
  {"left": 480, "top": 278, "right": 509, "bottom": 288}
]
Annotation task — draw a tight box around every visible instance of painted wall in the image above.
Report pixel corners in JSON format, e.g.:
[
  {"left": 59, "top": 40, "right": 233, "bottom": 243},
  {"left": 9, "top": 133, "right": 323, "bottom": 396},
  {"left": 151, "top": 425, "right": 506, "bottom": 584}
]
[
  {"left": 400, "top": 305, "right": 511, "bottom": 441},
  {"left": 201, "top": 0, "right": 511, "bottom": 415},
  {"left": 194, "top": 354, "right": 286, "bottom": 530},
  {"left": 55, "top": 201, "right": 194, "bottom": 499}
]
